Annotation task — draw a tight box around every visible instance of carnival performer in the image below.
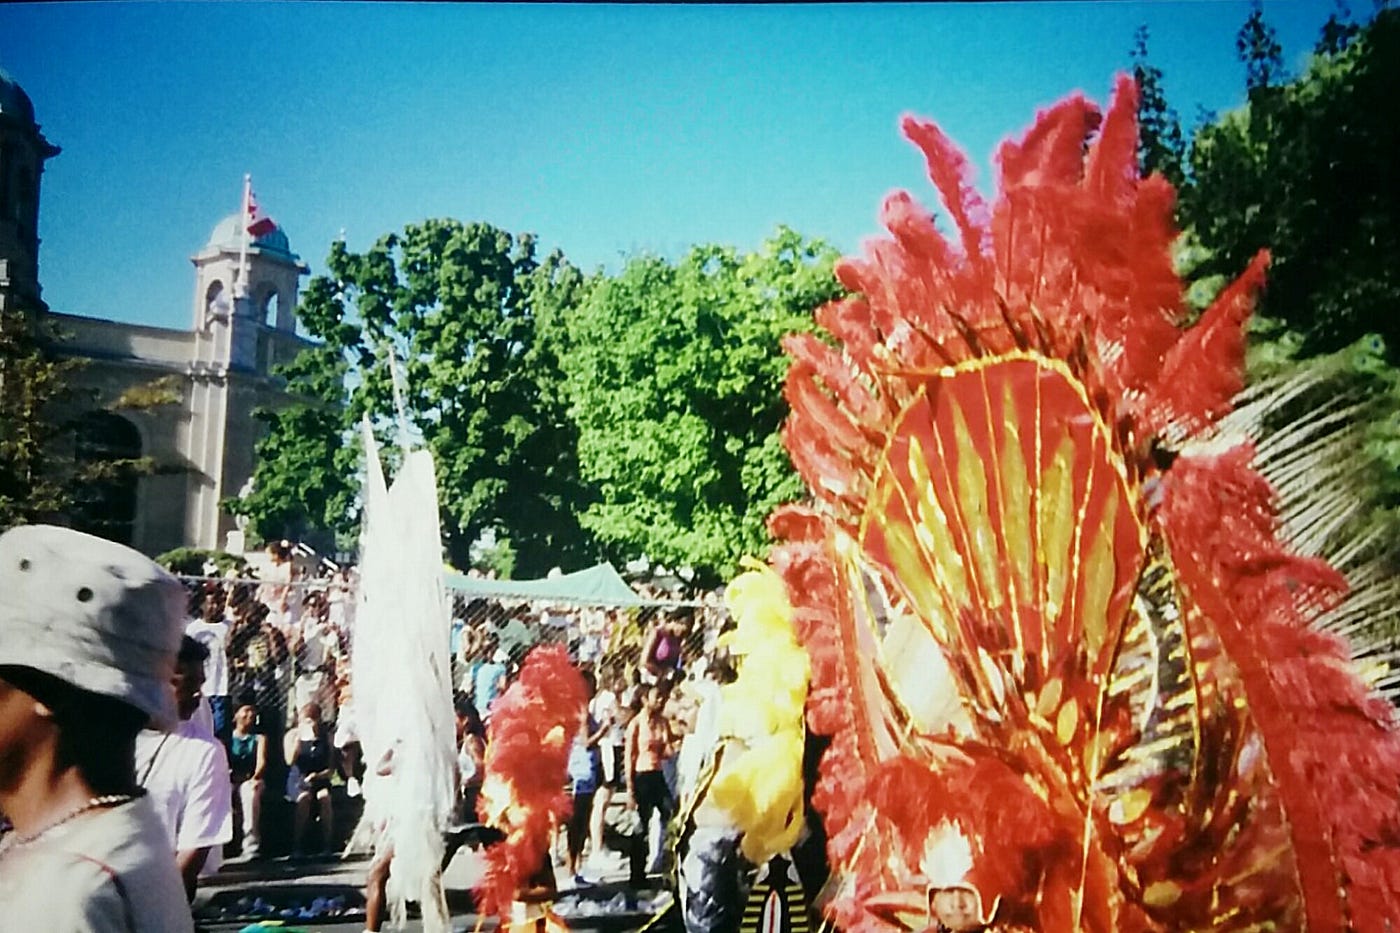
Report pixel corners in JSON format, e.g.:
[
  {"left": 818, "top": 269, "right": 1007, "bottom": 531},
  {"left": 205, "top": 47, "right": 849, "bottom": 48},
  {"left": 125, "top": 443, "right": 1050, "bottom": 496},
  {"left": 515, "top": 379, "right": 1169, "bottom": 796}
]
[
  {"left": 349, "top": 420, "right": 458, "bottom": 932},
  {"left": 674, "top": 561, "right": 810, "bottom": 933},
  {"left": 769, "top": 73, "right": 1400, "bottom": 929},
  {"left": 920, "top": 886, "right": 987, "bottom": 933},
  {"left": 474, "top": 645, "right": 588, "bottom": 928},
  {"left": 0, "top": 525, "right": 194, "bottom": 931}
]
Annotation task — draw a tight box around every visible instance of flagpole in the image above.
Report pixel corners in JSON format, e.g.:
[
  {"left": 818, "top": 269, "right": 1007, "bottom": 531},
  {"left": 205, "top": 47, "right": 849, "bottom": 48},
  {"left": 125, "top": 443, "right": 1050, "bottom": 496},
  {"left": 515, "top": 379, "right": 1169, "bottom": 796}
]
[
  {"left": 237, "top": 173, "right": 252, "bottom": 300},
  {"left": 387, "top": 342, "right": 412, "bottom": 455}
]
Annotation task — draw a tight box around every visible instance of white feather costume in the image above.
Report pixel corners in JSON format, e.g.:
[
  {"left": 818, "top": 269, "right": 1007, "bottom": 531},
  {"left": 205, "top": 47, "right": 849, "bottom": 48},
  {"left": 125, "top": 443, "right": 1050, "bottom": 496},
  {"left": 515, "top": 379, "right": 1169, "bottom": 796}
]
[{"left": 351, "top": 420, "right": 458, "bottom": 931}]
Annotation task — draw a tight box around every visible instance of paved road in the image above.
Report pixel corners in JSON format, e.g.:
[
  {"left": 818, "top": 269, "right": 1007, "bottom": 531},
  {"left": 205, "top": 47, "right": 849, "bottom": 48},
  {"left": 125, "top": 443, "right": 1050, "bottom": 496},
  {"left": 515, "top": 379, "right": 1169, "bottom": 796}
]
[{"left": 196, "top": 845, "right": 672, "bottom": 932}]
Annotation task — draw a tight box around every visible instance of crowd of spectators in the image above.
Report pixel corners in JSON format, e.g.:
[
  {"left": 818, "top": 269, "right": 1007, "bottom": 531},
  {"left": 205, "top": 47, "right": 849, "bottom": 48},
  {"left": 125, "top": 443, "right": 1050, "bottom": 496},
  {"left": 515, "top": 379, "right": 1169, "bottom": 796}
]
[
  {"left": 177, "top": 540, "right": 730, "bottom": 886},
  {"left": 177, "top": 542, "right": 360, "bottom": 861},
  {"left": 460, "top": 600, "right": 731, "bottom": 886}
]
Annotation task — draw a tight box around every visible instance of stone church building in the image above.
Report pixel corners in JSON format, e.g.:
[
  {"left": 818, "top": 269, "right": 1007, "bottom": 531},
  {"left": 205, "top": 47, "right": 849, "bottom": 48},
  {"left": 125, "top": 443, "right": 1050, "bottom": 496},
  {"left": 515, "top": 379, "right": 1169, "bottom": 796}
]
[{"left": 1, "top": 67, "right": 312, "bottom": 556}]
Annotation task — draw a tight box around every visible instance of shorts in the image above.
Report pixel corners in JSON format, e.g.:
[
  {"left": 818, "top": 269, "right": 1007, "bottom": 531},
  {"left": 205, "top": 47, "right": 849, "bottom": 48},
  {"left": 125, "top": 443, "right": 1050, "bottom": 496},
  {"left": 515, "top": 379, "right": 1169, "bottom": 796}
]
[{"left": 604, "top": 747, "right": 625, "bottom": 790}]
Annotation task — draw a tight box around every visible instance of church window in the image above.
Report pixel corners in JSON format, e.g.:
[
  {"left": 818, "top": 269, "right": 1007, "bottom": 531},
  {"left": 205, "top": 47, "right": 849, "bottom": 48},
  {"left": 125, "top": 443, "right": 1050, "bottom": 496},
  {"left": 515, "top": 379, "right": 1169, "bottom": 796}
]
[
  {"left": 262, "top": 289, "right": 280, "bottom": 327},
  {"left": 206, "top": 280, "right": 229, "bottom": 323},
  {"left": 71, "top": 411, "right": 143, "bottom": 546}
]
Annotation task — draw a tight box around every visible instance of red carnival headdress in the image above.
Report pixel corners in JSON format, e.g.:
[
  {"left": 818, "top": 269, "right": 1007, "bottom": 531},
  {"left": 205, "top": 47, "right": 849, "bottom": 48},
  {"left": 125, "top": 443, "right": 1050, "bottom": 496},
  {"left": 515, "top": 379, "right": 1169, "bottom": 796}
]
[{"left": 773, "top": 75, "right": 1400, "bottom": 930}]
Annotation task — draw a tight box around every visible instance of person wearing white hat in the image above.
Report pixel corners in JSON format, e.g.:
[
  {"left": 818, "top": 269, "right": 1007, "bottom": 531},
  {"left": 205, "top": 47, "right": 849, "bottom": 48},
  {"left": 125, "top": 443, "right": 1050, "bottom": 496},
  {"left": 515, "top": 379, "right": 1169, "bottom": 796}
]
[{"left": 0, "top": 524, "right": 194, "bottom": 932}]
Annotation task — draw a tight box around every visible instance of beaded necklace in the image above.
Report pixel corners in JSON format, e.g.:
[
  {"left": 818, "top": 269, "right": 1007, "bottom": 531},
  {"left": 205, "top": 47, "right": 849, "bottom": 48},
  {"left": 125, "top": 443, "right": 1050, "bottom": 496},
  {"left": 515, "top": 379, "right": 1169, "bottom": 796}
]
[{"left": 0, "top": 793, "right": 137, "bottom": 854}]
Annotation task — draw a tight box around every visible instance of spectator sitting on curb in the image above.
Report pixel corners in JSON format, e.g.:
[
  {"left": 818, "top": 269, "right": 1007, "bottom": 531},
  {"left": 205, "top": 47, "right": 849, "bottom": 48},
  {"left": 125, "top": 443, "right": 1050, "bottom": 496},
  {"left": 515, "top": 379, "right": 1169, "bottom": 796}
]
[
  {"left": 226, "top": 702, "right": 267, "bottom": 861},
  {"left": 284, "top": 701, "right": 335, "bottom": 857}
]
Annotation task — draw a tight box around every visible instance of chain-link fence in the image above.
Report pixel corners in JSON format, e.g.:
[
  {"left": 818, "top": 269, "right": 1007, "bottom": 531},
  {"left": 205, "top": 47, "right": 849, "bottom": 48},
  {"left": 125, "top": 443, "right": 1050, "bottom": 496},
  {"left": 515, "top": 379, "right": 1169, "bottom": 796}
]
[
  {"left": 177, "top": 570, "right": 728, "bottom": 860},
  {"left": 445, "top": 589, "right": 728, "bottom": 708}
]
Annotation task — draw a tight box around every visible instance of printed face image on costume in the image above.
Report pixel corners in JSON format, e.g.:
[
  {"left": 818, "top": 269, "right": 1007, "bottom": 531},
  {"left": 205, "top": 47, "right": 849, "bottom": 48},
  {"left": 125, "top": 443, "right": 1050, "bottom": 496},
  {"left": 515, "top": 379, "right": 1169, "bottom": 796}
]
[{"left": 930, "top": 889, "right": 982, "bottom": 932}]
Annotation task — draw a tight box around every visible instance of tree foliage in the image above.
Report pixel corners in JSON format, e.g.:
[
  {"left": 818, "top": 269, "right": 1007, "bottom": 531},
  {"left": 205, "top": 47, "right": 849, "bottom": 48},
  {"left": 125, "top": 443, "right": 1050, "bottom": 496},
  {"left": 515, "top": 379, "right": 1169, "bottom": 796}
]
[
  {"left": 1131, "top": 25, "right": 1187, "bottom": 189},
  {"left": 233, "top": 394, "right": 357, "bottom": 549},
  {"left": 560, "top": 228, "right": 842, "bottom": 583},
  {"left": 233, "top": 220, "right": 596, "bottom": 575},
  {"left": 1237, "top": 0, "right": 1286, "bottom": 91},
  {"left": 0, "top": 309, "right": 80, "bottom": 528},
  {"left": 155, "top": 546, "right": 249, "bottom": 576},
  {"left": 1315, "top": 1, "right": 1361, "bottom": 56},
  {"left": 1173, "top": 4, "right": 1400, "bottom": 592},
  {"left": 1180, "top": 7, "right": 1400, "bottom": 360}
]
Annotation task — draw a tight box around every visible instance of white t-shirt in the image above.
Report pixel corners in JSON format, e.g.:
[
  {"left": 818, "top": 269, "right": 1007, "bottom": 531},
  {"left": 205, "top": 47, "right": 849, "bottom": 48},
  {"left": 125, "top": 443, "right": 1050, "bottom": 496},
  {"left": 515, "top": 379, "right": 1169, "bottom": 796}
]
[
  {"left": 135, "top": 718, "right": 233, "bottom": 875},
  {"left": 0, "top": 794, "right": 194, "bottom": 931},
  {"left": 299, "top": 614, "right": 343, "bottom": 670},
  {"left": 590, "top": 689, "right": 622, "bottom": 747},
  {"left": 293, "top": 669, "right": 338, "bottom": 721},
  {"left": 184, "top": 618, "right": 230, "bottom": 697}
]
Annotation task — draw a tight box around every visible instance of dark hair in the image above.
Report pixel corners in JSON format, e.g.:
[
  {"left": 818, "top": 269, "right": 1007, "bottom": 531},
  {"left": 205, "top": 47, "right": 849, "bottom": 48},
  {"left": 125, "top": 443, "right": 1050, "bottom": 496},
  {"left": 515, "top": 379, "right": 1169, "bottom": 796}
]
[
  {"left": 454, "top": 694, "right": 486, "bottom": 738},
  {"left": 710, "top": 647, "right": 739, "bottom": 685},
  {"left": 178, "top": 634, "right": 211, "bottom": 665}
]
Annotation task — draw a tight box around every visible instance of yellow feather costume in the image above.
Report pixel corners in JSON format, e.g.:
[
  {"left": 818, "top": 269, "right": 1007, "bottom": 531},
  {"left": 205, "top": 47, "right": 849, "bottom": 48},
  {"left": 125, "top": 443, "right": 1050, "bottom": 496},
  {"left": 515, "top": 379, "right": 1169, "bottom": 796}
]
[{"left": 707, "top": 559, "right": 811, "bottom": 865}]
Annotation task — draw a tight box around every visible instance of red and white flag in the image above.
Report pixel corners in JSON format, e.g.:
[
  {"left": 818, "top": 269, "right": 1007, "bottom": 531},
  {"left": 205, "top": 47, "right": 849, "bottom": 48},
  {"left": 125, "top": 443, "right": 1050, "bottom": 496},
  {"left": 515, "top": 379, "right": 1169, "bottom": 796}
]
[{"left": 246, "top": 188, "right": 277, "bottom": 237}]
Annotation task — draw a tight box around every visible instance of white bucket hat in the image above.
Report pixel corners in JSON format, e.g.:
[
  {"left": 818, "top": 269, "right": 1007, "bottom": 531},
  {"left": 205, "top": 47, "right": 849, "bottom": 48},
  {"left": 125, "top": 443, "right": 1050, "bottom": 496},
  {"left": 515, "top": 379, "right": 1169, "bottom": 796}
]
[{"left": 0, "top": 524, "right": 187, "bottom": 730}]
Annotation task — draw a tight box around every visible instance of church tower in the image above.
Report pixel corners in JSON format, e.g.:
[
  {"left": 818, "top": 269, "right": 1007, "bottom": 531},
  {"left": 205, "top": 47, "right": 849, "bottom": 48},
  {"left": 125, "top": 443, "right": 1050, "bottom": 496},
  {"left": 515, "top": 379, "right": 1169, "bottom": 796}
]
[
  {"left": 0, "top": 67, "right": 59, "bottom": 315},
  {"left": 185, "top": 207, "right": 309, "bottom": 550}
]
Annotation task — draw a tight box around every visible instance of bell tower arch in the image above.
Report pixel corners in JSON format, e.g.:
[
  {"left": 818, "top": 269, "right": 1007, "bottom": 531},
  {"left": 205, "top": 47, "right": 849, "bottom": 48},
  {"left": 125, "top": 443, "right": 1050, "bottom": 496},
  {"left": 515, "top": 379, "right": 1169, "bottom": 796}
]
[{"left": 185, "top": 204, "right": 309, "bottom": 549}]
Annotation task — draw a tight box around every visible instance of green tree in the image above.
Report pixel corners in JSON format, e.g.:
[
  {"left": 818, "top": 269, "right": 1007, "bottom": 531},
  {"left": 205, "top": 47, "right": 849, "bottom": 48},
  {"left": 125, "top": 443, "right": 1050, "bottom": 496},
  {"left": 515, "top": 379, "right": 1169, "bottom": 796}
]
[
  {"left": 0, "top": 309, "right": 80, "bottom": 527},
  {"left": 1315, "top": 1, "right": 1361, "bottom": 56},
  {"left": 1237, "top": 0, "right": 1286, "bottom": 91},
  {"left": 233, "top": 220, "right": 597, "bottom": 575},
  {"left": 1131, "top": 25, "right": 1187, "bottom": 189},
  {"left": 470, "top": 531, "right": 517, "bottom": 580},
  {"left": 2, "top": 310, "right": 184, "bottom": 540},
  {"left": 1180, "top": 7, "right": 1400, "bottom": 359},
  {"left": 560, "top": 228, "right": 843, "bottom": 583},
  {"left": 1173, "top": 5, "right": 1400, "bottom": 628}
]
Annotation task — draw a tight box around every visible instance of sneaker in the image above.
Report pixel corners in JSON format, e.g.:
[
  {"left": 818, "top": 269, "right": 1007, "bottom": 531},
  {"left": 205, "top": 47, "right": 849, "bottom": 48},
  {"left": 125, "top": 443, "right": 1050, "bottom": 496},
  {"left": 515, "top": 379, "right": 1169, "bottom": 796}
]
[{"left": 346, "top": 777, "right": 361, "bottom": 798}]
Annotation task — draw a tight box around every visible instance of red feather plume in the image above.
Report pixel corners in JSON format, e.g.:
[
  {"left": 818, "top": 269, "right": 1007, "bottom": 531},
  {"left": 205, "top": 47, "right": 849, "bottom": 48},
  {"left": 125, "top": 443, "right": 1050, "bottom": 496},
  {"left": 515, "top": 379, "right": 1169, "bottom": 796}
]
[{"left": 474, "top": 646, "right": 587, "bottom": 922}]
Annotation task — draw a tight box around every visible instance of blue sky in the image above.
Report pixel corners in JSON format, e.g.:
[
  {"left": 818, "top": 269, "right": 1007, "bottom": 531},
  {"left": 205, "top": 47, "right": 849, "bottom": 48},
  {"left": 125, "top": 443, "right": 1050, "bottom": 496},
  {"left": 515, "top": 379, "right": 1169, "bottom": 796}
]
[{"left": 1, "top": 1, "right": 1337, "bottom": 331}]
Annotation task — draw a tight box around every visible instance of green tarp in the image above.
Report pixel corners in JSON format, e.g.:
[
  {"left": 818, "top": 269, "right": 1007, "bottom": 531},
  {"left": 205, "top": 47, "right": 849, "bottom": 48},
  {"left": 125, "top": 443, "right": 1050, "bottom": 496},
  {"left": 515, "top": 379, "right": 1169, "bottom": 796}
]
[{"left": 442, "top": 562, "right": 646, "bottom": 606}]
